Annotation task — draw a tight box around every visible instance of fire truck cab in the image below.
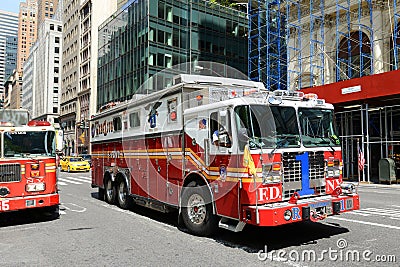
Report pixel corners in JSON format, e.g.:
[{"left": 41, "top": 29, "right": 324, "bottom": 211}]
[
  {"left": 91, "top": 74, "right": 359, "bottom": 236},
  {"left": 0, "top": 109, "right": 59, "bottom": 217}
]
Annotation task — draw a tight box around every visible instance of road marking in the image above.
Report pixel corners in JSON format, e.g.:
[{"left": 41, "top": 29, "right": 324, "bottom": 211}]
[
  {"left": 62, "top": 203, "right": 86, "bottom": 213},
  {"left": 364, "top": 208, "right": 400, "bottom": 217},
  {"left": 329, "top": 217, "right": 400, "bottom": 230},
  {"left": 78, "top": 176, "right": 92, "bottom": 182},
  {"left": 63, "top": 176, "right": 91, "bottom": 183},
  {"left": 58, "top": 178, "right": 82, "bottom": 185},
  {"left": 57, "top": 181, "right": 68, "bottom": 186},
  {"left": 348, "top": 210, "right": 370, "bottom": 216}
]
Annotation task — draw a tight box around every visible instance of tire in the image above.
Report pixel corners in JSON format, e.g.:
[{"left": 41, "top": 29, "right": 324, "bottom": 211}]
[
  {"left": 98, "top": 187, "right": 105, "bottom": 201},
  {"left": 181, "top": 182, "right": 218, "bottom": 236},
  {"left": 104, "top": 179, "right": 116, "bottom": 204},
  {"left": 43, "top": 205, "right": 60, "bottom": 220},
  {"left": 117, "top": 179, "right": 133, "bottom": 209}
]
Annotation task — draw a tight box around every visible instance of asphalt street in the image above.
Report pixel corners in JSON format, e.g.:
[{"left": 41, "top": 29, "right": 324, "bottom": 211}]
[{"left": 0, "top": 171, "right": 399, "bottom": 267}]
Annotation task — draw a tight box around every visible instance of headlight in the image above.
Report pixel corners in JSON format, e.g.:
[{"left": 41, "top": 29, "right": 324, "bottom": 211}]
[
  {"left": 334, "top": 169, "right": 340, "bottom": 177},
  {"left": 262, "top": 163, "right": 282, "bottom": 184},
  {"left": 340, "top": 183, "right": 356, "bottom": 194},
  {"left": 284, "top": 209, "right": 292, "bottom": 221}
]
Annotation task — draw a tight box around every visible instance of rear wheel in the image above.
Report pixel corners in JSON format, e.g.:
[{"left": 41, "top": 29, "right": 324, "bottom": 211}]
[
  {"left": 104, "top": 179, "right": 116, "bottom": 204},
  {"left": 181, "top": 182, "right": 217, "bottom": 236},
  {"left": 117, "top": 180, "right": 133, "bottom": 209},
  {"left": 43, "top": 205, "right": 60, "bottom": 219}
]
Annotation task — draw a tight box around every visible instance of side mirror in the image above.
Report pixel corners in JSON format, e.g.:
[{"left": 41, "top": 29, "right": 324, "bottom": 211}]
[{"left": 238, "top": 128, "right": 249, "bottom": 143}]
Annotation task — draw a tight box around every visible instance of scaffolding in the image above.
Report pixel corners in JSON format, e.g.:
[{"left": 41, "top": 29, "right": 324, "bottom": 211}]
[
  {"left": 247, "top": 0, "right": 389, "bottom": 89},
  {"left": 393, "top": 0, "right": 400, "bottom": 69},
  {"left": 249, "top": 0, "right": 287, "bottom": 90}
]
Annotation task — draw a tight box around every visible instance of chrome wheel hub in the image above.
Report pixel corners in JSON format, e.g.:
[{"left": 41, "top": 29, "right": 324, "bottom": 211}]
[{"left": 187, "top": 193, "right": 206, "bottom": 224}]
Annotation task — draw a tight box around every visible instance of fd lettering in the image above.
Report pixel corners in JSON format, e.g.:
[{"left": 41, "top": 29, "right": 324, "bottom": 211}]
[
  {"left": 258, "top": 186, "right": 281, "bottom": 201},
  {"left": 0, "top": 200, "right": 10, "bottom": 211}
]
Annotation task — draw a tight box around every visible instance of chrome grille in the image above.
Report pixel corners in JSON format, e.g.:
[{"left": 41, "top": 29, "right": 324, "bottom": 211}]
[
  {"left": 309, "top": 151, "right": 326, "bottom": 195},
  {"left": 282, "top": 152, "right": 302, "bottom": 199},
  {"left": 282, "top": 152, "right": 326, "bottom": 199},
  {"left": 0, "top": 163, "right": 21, "bottom": 182}
]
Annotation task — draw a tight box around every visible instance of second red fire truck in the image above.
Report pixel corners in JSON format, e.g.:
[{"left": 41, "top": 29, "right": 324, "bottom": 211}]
[
  {"left": 0, "top": 109, "right": 59, "bottom": 217},
  {"left": 91, "top": 74, "right": 359, "bottom": 236}
]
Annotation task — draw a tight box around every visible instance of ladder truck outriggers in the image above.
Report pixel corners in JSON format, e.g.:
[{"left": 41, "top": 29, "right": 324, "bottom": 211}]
[
  {"left": 91, "top": 74, "right": 359, "bottom": 236},
  {"left": 0, "top": 109, "right": 59, "bottom": 217}
]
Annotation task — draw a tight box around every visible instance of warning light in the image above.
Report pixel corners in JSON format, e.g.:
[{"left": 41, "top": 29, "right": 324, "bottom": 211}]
[
  {"left": 170, "top": 111, "right": 177, "bottom": 121},
  {"left": 196, "top": 95, "right": 203, "bottom": 101},
  {"left": 28, "top": 120, "right": 51, "bottom": 126}
]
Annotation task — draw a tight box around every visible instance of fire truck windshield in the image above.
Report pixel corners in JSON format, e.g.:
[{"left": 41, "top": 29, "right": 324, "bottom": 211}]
[
  {"left": 298, "top": 108, "right": 340, "bottom": 147},
  {"left": 2, "top": 131, "right": 56, "bottom": 157},
  {"left": 235, "top": 105, "right": 300, "bottom": 150}
]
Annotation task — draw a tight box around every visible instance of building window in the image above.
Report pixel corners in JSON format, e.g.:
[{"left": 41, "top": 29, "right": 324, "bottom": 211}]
[
  {"left": 129, "top": 112, "right": 140, "bottom": 128},
  {"left": 113, "top": 117, "right": 122, "bottom": 131},
  {"left": 55, "top": 37, "right": 60, "bottom": 43},
  {"left": 55, "top": 47, "right": 59, "bottom": 53},
  {"left": 337, "top": 31, "right": 371, "bottom": 81},
  {"left": 50, "top": 24, "right": 54, "bottom": 30}
]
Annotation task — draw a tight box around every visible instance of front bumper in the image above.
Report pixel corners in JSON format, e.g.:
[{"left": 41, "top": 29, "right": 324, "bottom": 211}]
[
  {"left": 242, "top": 194, "right": 359, "bottom": 226},
  {"left": 70, "top": 166, "right": 90, "bottom": 172},
  {"left": 0, "top": 193, "right": 60, "bottom": 212}
]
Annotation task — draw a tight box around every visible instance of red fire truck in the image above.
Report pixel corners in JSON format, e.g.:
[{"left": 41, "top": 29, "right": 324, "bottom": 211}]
[
  {"left": 0, "top": 109, "right": 59, "bottom": 217},
  {"left": 91, "top": 74, "right": 359, "bottom": 236}
]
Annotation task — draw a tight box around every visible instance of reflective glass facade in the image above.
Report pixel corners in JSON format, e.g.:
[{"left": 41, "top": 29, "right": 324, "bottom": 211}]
[{"left": 97, "top": 0, "right": 247, "bottom": 110}]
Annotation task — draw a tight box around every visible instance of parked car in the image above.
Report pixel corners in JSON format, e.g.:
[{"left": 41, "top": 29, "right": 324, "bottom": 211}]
[
  {"left": 60, "top": 156, "right": 90, "bottom": 172},
  {"left": 80, "top": 154, "right": 92, "bottom": 166}
]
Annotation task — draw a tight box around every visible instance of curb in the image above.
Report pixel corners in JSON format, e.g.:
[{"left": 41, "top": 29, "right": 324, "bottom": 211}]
[{"left": 356, "top": 182, "right": 400, "bottom": 188}]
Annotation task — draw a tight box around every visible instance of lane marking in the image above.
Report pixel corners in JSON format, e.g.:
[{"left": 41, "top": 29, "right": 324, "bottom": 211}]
[
  {"left": 364, "top": 208, "right": 400, "bottom": 216},
  {"left": 78, "top": 176, "right": 91, "bottom": 180},
  {"left": 329, "top": 217, "right": 400, "bottom": 230},
  {"left": 61, "top": 203, "right": 87, "bottom": 213},
  {"left": 348, "top": 211, "right": 370, "bottom": 217},
  {"left": 58, "top": 178, "right": 82, "bottom": 184},
  {"left": 57, "top": 181, "right": 67, "bottom": 186},
  {"left": 63, "top": 176, "right": 91, "bottom": 183}
]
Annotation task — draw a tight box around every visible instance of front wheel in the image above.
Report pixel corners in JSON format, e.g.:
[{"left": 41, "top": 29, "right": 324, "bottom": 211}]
[
  {"left": 104, "top": 179, "right": 116, "bottom": 204},
  {"left": 117, "top": 180, "right": 133, "bottom": 209},
  {"left": 181, "top": 182, "right": 217, "bottom": 236}
]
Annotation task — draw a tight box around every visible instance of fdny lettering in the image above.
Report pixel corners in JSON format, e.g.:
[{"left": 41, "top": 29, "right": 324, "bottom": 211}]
[
  {"left": 258, "top": 186, "right": 281, "bottom": 201},
  {"left": 326, "top": 178, "right": 341, "bottom": 193},
  {"left": 295, "top": 152, "right": 314, "bottom": 196},
  {"left": 292, "top": 207, "right": 301, "bottom": 220},
  {"left": 94, "top": 120, "right": 114, "bottom": 136}
]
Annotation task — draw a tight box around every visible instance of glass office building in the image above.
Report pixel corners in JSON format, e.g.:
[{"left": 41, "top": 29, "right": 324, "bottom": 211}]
[{"left": 97, "top": 0, "right": 247, "bottom": 110}]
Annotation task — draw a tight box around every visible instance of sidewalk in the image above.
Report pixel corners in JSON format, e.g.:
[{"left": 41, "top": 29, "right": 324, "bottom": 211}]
[{"left": 355, "top": 181, "right": 400, "bottom": 188}]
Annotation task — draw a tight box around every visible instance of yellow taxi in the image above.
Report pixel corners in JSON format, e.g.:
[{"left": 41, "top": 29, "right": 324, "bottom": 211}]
[{"left": 60, "top": 156, "right": 91, "bottom": 172}]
